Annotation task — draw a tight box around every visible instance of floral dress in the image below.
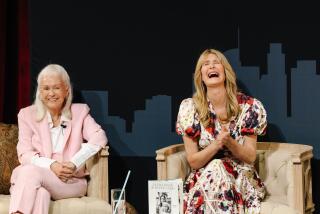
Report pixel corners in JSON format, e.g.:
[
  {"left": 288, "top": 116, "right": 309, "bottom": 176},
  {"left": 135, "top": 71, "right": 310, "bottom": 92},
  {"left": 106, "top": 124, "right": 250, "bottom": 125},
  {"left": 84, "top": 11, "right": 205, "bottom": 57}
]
[{"left": 176, "top": 93, "right": 267, "bottom": 214}]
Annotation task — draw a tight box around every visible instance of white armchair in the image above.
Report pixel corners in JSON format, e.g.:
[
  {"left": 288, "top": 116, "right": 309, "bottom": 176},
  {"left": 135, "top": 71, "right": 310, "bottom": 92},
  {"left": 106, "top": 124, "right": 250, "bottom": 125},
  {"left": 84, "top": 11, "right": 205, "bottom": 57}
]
[{"left": 156, "top": 142, "right": 315, "bottom": 214}]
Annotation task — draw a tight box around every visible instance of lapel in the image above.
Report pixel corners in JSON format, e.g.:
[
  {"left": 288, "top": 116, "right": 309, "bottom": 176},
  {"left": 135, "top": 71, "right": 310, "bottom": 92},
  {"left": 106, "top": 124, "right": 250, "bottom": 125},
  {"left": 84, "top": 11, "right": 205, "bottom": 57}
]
[
  {"left": 62, "top": 120, "right": 72, "bottom": 151},
  {"left": 39, "top": 116, "right": 53, "bottom": 158}
]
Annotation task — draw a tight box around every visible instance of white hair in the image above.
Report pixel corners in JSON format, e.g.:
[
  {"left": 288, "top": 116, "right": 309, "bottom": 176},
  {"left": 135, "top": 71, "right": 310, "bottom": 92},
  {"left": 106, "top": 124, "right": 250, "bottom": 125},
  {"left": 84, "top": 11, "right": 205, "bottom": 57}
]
[{"left": 34, "top": 64, "right": 73, "bottom": 121}]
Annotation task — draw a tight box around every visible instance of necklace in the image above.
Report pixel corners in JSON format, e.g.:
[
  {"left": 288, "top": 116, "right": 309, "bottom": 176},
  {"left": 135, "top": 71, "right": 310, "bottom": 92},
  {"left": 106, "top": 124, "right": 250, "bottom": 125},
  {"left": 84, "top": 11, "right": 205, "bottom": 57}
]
[
  {"left": 220, "top": 120, "right": 229, "bottom": 125},
  {"left": 218, "top": 116, "right": 229, "bottom": 125}
]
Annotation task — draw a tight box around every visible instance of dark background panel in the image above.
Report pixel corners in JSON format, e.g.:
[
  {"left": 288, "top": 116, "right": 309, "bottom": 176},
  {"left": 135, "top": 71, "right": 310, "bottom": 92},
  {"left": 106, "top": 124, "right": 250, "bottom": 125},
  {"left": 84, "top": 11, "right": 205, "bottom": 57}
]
[
  {"left": 29, "top": 1, "right": 320, "bottom": 213},
  {"left": 30, "top": 0, "right": 240, "bottom": 130}
]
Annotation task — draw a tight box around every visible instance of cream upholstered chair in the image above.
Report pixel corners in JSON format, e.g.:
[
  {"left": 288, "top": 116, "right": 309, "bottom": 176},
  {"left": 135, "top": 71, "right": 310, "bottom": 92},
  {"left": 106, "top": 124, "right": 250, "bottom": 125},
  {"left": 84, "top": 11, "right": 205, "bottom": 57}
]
[
  {"left": 0, "top": 148, "right": 112, "bottom": 214},
  {"left": 0, "top": 123, "right": 112, "bottom": 214},
  {"left": 156, "top": 142, "right": 315, "bottom": 214}
]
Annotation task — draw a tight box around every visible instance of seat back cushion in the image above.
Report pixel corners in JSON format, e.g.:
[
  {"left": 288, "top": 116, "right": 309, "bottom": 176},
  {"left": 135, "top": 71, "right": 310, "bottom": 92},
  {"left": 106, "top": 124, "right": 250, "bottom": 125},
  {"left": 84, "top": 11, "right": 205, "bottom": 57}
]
[{"left": 257, "top": 149, "right": 293, "bottom": 206}]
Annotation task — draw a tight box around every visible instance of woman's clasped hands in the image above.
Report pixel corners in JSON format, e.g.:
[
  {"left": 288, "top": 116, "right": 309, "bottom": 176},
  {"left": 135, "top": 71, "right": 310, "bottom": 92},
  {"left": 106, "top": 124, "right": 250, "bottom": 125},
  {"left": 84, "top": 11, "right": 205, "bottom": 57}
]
[{"left": 50, "top": 161, "right": 76, "bottom": 182}]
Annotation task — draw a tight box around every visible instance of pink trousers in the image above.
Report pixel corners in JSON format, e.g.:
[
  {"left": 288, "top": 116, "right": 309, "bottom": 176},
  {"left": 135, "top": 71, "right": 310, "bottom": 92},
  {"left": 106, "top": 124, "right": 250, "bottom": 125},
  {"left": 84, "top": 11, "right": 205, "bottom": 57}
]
[{"left": 9, "top": 164, "right": 87, "bottom": 214}]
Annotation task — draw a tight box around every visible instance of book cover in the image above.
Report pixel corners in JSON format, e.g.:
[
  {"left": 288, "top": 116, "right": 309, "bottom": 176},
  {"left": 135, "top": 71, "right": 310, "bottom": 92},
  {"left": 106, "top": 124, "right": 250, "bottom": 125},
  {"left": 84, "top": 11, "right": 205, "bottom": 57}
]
[{"left": 148, "top": 179, "right": 183, "bottom": 214}]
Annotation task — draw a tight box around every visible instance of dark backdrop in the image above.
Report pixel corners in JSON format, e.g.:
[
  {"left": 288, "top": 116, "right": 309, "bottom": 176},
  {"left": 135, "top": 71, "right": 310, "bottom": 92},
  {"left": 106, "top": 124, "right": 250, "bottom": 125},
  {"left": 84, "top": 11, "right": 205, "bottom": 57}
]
[{"left": 29, "top": 1, "right": 320, "bottom": 213}]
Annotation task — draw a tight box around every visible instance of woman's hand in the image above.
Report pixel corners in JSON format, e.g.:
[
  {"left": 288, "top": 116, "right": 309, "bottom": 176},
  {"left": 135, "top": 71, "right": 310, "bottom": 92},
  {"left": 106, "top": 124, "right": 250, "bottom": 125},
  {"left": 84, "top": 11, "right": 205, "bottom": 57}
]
[
  {"left": 216, "top": 126, "right": 232, "bottom": 146},
  {"left": 50, "top": 161, "right": 75, "bottom": 182},
  {"left": 184, "top": 135, "right": 223, "bottom": 170},
  {"left": 216, "top": 126, "right": 257, "bottom": 164},
  {"left": 62, "top": 161, "right": 77, "bottom": 172}
]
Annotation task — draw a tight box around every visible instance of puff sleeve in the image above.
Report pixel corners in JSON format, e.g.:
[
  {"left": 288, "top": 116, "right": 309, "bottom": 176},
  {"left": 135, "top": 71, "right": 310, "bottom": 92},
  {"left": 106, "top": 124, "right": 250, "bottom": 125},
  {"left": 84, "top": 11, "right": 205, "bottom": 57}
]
[
  {"left": 176, "top": 98, "right": 201, "bottom": 141},
  {"left": 239, "top": 98, "right": 267, "bottom": 136}
]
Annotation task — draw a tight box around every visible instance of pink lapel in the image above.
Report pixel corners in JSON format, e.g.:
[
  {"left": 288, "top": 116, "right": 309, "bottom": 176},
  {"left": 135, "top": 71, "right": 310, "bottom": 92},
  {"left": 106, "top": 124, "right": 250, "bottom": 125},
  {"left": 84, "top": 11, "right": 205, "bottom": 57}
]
[
  {"left": 62, "top": 121, "right": 72, "bottom": 150},
  {"left": 39, "top": 116, "right": 53, "bottom": 158}
]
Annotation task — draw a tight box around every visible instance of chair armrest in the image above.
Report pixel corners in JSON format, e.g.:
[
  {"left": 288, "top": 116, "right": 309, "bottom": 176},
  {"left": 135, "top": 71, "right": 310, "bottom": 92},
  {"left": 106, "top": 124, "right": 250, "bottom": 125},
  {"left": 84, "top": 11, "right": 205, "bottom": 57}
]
[
  {"left": 288, "top": 145, "right": 314, "bottom": 214},
  {"left": 156, "top": 144, "right": 185, "bottom": 180},
  {"left": 86, "top": 146, "right": 109, "bottom": 202},
  {"left": 257, "top": 142, "right": 313, "bottom": 163}
]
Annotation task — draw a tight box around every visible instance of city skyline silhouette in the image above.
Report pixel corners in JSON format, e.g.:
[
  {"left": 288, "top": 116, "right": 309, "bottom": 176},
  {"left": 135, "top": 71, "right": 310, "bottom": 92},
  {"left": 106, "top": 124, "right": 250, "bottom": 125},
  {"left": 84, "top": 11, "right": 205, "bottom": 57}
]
[{"left": 81, "top": 43, "right": 320, "bottom": 158}]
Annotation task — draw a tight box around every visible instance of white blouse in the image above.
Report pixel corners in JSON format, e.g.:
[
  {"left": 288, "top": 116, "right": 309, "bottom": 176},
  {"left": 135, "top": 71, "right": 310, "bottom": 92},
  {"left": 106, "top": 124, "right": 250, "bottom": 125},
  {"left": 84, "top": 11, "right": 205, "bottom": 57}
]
[{"left": 31, "top": 113, "right": 101, "bottom": 169}]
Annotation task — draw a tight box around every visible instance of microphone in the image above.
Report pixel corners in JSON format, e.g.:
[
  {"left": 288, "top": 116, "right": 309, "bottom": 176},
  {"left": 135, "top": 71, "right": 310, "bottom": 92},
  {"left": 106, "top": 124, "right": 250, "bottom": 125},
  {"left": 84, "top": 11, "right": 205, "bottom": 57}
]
[{"left": 61, "top": 124, "right": 67, "bottom": 128}]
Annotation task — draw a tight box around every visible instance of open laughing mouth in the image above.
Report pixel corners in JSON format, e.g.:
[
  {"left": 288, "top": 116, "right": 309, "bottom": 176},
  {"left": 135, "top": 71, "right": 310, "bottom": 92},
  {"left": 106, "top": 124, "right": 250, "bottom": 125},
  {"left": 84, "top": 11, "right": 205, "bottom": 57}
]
[{"left": 208, "top": 71, "right": 219, "bottom": 78}]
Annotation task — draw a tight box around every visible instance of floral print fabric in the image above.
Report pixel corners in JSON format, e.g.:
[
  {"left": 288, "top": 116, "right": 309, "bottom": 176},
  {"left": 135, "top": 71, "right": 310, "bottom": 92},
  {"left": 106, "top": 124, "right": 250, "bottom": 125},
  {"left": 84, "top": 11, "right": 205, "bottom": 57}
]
[{"left": 176, "top": 93, "right": 267, "bottom": 214}]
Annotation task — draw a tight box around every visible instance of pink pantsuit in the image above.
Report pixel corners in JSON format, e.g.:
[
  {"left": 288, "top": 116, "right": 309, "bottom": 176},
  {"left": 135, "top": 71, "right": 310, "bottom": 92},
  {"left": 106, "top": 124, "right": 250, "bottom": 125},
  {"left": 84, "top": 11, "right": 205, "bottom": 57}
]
[{"left": 9, "top": 104, "right": 108, "bottom": 214}]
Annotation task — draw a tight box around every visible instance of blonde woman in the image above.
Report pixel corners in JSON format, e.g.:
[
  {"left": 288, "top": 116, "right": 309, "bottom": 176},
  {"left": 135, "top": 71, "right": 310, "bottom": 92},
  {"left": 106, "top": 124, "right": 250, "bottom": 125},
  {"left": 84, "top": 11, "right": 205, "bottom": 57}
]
[
  {"left": 9, "top": 64, "right": 107, "bottom": 214},
  {"left": 176, "top": 49, "right": 267, "bottom": 213}
]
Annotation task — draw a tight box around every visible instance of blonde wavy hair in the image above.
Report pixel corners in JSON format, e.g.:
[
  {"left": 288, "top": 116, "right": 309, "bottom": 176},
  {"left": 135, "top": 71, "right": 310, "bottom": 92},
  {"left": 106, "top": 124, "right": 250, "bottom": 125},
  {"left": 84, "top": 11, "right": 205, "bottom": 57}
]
[
  {"left": 34, "top": 64, "right": 73, "bottom": 121},
  {"left": 192, "top": 49, "right": 240, "bottom": 127}
]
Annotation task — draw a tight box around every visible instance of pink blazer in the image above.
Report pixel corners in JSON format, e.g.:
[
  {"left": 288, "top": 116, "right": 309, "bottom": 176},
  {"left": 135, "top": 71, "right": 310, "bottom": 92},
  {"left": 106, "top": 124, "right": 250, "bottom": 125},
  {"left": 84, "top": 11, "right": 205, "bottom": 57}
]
[{"left": 16, "top": 104, "right": 108, "bottom": 171}]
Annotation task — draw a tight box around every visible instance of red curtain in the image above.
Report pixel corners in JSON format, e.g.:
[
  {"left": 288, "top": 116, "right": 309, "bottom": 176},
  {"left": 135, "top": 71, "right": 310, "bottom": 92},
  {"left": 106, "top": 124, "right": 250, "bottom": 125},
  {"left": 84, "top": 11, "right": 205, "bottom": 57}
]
[
  {"left": 0, "top": 0, "right": 30, "bottom": 123},
  {"left": 0, "top": 0, "right": 7, "bottom": 122}
]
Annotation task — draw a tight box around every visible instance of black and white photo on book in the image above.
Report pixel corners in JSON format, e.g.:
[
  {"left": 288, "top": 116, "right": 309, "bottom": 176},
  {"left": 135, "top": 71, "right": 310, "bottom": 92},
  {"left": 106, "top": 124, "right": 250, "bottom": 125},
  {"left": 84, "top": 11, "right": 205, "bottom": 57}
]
[{"left": 148, "top": 178, "right": 183, "bottom": 214}]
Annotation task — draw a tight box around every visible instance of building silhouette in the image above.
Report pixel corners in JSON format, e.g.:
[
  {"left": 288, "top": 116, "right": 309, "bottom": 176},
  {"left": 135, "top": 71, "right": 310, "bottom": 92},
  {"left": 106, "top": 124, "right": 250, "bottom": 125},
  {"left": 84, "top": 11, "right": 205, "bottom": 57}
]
[{"left": 81, "top": 91, "right": 180, "bottom": 156}]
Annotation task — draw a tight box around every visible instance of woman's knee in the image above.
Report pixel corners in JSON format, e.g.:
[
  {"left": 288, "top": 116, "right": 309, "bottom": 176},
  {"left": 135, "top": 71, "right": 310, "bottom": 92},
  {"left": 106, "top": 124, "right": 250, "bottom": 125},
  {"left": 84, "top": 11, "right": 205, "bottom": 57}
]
[{"left": 13, "top": 164, "right": 44, "bottom": 184}]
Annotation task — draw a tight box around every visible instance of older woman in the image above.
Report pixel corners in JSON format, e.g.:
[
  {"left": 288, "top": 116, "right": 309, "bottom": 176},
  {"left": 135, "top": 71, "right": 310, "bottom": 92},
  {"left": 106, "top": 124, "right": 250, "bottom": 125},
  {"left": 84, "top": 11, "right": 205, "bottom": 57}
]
[
  {"left": 9, "top": 64, "right": 108, "bottom": 214},
  {"left": 176, "top": 49, "right": 267, "bottom": 213}
]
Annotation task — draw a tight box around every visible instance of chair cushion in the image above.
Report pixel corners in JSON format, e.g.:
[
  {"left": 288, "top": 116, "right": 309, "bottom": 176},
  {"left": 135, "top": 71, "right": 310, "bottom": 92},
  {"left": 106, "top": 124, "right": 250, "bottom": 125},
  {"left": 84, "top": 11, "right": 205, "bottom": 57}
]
[
  {"left": 0, "top": 123, "right": 20, "bottom": 194},
  {"left": 0, "top": 194, "right": 10, "bottom": 214},
  {"left": 261, "top": 200, "right": 299, "bottom": 214},
  {"left": 0, "top": 194, "right": 112, "bottom": 214}
]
